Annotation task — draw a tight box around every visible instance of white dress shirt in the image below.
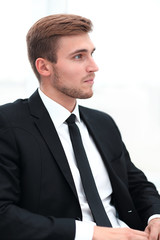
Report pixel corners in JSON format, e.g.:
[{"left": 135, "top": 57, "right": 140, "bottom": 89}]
[{"left": 38, "top": 89, "right": 158, "bottom": 240}]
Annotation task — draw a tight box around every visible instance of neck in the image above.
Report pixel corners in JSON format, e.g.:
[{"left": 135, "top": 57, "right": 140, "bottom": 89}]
[{"left": 39, "top": 87, "right": 77, "bottom": 112}]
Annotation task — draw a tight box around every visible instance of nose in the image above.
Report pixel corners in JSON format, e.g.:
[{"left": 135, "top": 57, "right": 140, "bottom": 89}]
[{"left": 86, "top": 57, "right": 99, "bottom": 73}]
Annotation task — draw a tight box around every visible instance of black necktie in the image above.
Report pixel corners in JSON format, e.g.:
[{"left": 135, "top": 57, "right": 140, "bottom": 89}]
[{"left": 66, "top": 114, "right": 112, "bottom": 227}]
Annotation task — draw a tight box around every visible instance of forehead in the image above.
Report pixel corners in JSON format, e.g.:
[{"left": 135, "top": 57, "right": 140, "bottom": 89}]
[{"left": 57, "top": 33, "right": 95, "bottom": 55}]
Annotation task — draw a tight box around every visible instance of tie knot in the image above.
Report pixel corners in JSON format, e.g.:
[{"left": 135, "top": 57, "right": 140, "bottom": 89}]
[{"left": 66, "top": 114, "right": 76, "bottom": 125}]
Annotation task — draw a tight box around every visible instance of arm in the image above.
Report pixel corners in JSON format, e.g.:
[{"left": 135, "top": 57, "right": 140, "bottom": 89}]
[
  {"left": 124, "top": 143, "right": 160, "bottom": 225},
  {"left": 93, "top": 226, "right": 149, "bottom": 240},
  {"left": 145, "top": 218, "right": 160, "bottom": 240},
  {"left": 0, "top": 112, "right": 75, "bottom": 240}
]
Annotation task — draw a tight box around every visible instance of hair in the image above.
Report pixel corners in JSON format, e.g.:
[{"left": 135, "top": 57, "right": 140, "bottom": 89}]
[{"left": 26, "top": 14, "right": 93, "bottom": 80}]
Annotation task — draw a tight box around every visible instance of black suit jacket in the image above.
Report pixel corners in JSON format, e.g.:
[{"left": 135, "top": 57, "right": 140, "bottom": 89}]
[{"left": 0, "top": 90, "right": 160, "bottom": 239}]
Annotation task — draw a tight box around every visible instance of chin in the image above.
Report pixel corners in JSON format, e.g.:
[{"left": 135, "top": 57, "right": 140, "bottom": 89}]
[{"left": 78, "top": 92, "right": 93, "bottom": 99}]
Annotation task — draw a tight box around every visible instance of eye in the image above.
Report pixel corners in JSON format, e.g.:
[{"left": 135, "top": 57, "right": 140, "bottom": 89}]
[
  {"left": 74, "top": 54, "right": 83, "bottom": 60},
  {"left": 91, "top": 50, "right": 95, "bottom": 57}
]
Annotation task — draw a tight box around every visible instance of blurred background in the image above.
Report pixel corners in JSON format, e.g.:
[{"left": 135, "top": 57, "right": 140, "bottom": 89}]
[{"left": 0, "top": 0, "right": 160, "bottom": 190}]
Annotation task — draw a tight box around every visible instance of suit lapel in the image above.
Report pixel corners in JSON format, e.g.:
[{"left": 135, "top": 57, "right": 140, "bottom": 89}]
[
  {"left": 28, "top": 90, "right": 78, "bottom": 199},
  {"left": 79, "top": 106, "right": 143, "bottom": 229},
  {"left": 27, "top": 94, "right": 143, "bottom": 229}
]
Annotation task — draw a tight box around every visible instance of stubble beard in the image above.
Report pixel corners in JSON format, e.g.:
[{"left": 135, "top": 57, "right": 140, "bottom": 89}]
[
  {"left": 52, "top": 67, "right": 94, "bottom": 99},
  {"left": 59, "top": 87, "right": 93, "bottom": 99}
]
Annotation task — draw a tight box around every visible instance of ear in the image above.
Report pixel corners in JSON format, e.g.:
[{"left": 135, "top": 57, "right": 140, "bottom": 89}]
[{"left": 35, "top": 58, "right": 52, "bottom": 77}]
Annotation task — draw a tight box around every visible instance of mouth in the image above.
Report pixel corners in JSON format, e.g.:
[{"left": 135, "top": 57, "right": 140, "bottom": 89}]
[
  {"left": 83, "top": 74, "right": 95, "bottom": 85},
  {"left": 84, "top": 79, "right": 94, "bottom": 85}
]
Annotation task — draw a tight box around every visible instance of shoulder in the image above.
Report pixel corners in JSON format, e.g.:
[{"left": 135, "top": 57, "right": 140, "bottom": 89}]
[
  {"left": 0, "top": 98, "right": 30, "bottom": 129},
  {"left": 79, "top": 105, "right": 116, "bottom": 126},
  {"left": 79, "top": 105, "right": 123, "bottom": 153},
  {"left": 79, "top": 105, "right": 122, "bottom": 139},
  {"left": 0, "top": 98, "right": 28, "bottom": 117},
  {"left": 0, "top": 90, "right": 40, "bottom": 118}
]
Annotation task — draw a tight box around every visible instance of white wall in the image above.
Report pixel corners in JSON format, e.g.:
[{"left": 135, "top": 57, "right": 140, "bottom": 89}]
[
  {"left": 68, "top": 0, "right": 160, "bottom": 187},
  {"left": 0, "top": 0, "right": 160, "bottom": 188},
  {"left": 0, "top": 0, "right": 68, "bottom": 103}
]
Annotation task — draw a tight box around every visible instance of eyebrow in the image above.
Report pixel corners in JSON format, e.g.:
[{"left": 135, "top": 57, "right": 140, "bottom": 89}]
[{"left": 69, "top": 48, "right": 96, "bottom": 56}]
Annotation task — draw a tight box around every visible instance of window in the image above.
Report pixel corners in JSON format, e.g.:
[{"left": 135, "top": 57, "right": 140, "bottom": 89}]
[{"left": 0, "top": 0, "right": 160, "bottom": 190}]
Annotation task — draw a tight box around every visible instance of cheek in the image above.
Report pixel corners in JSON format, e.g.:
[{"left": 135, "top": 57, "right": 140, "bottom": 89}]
[
  {"left": 60, "top": 66, "right": 83, "bottom": 81},
  {"left": 55, "top": 60, "right": 86, "bottom": 83}
]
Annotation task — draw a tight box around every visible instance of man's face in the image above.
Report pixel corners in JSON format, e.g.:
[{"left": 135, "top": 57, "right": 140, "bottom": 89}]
[{"left": 50, "top": 33, "right": 99, "bottom": 100}]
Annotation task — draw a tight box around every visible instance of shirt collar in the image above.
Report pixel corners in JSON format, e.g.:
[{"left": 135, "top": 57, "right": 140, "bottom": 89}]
[{"left": 38, "top": 88, "right": 81, "bottom": 128}]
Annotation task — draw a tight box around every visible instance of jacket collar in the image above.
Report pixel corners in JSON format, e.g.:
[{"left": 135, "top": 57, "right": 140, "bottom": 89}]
[{"left": 28, "top": 90, "right": 79, "bottom": 199}]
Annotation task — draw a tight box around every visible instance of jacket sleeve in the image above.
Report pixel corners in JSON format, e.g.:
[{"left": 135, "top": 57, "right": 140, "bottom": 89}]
[
  {"left": 123, "top": 143, "right": 160, "bottom": 225},
  {"left": 0, "top": 111, "right": 75, "bottom": 240},
  {"left": 102, "top": 111, "right": 160, "bottom": 225}
]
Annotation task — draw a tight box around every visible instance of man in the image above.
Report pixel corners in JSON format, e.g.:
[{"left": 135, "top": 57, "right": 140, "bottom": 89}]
[{"left": 0, "top": 14, "right": 160, "bottom": 240}]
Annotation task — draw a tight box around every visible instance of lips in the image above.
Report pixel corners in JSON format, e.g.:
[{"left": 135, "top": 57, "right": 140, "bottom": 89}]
[
  {"left": 84, "top": 79, "right": 94, "bottom": 84},
  {"left": 83, "top": 73, "right": 95, "bottom": 83}
]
